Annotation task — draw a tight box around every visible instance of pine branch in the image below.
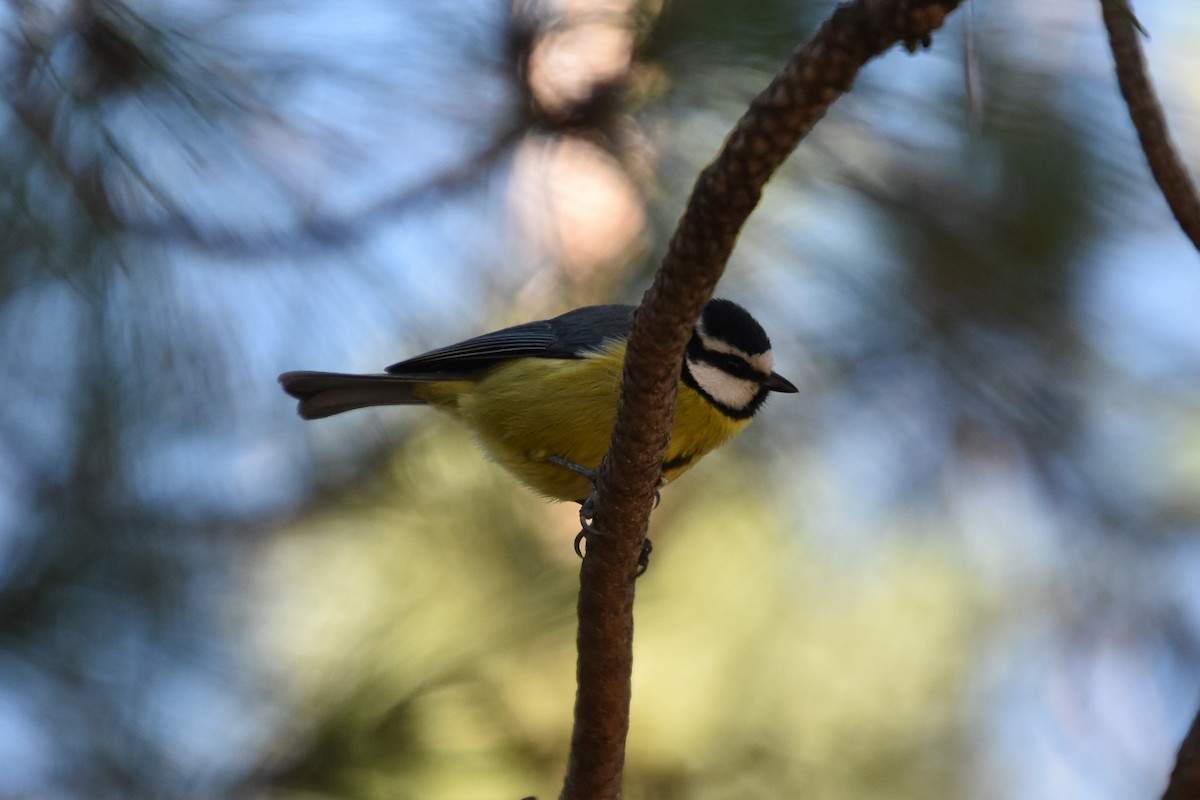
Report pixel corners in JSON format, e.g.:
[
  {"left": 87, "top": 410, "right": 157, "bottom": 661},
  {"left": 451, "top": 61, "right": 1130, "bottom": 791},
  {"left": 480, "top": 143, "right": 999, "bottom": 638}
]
[
  {"left": 1101, "top": 0, "right": 1200, "bottom": 251},
  {"left": 557, "top": 2, "right": 964, "bottom": 798}
]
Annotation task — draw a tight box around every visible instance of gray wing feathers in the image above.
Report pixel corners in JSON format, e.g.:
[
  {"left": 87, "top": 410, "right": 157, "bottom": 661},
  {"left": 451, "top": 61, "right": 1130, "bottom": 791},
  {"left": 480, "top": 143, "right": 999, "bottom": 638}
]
[
  {"left": 386, "top": 323, "right": 557, "bottom": 373},
  {"left": 385, "top": 305, "right": 634, "bottom": 373}
]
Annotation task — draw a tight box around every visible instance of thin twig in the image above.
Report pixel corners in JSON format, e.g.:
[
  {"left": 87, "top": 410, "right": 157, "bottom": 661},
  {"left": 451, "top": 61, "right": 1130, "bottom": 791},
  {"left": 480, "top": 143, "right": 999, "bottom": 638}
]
[
  {"left": 557, "top": 2, "right": 964, "bottom": 798},
  {"left": 1101, "top": 0, "right": 1200, "bottom": 251}
]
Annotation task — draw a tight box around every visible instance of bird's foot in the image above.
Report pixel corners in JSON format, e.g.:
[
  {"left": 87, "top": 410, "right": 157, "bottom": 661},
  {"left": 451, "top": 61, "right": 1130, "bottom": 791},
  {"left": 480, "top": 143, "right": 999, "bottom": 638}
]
[
  {"left": 573, "top": 489, "right": 597, "bottom": 558},
  {"left": 572, "top": 513, "right": 652, "bottom": 578},
  {"left": 548, "top": 455, "right": 657, "bottom": 577},
  {"left": 571, "top": 491, "right": 657, "bottom": 578}
]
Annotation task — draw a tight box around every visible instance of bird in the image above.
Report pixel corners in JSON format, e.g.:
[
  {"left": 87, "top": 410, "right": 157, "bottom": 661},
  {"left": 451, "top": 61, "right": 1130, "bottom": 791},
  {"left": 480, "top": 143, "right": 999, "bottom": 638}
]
[{"left": 279, "top": 298, "right": 797, "bottom": 503}]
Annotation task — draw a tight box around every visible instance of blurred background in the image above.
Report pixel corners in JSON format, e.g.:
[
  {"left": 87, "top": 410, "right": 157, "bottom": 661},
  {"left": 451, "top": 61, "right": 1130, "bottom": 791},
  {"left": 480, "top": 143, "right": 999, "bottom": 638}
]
[{"left": 1, "top": 0, "right": 1198, "bottom": 798}]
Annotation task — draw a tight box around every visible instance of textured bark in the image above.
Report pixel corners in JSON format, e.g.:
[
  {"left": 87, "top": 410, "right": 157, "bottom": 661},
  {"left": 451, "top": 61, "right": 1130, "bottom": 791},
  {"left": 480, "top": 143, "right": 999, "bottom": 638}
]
[
  {"left": 558, "top": 2, "right": 964, "bottom": 798},
  {"left": 1101, "top": 0, "right": 1200, "bottom": 251}
]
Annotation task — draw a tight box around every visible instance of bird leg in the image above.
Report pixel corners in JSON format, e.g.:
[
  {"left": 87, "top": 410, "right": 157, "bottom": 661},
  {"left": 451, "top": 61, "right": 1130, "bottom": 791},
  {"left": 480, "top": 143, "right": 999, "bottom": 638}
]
[
  {"left": 547, "top": 455, "right": 658, "bottom": 576},
  {"left": 544, "top": 456, "right": 599, "bottom": 531}
]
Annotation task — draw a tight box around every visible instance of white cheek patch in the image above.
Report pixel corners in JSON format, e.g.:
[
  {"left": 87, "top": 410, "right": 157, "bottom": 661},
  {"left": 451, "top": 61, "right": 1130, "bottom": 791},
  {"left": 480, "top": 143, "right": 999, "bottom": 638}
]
[
  {"left": 696, "top": 332, "right": 774, "bottom": 374},
  {"left": 686, "top": 358, "right": 762, "bottom": 409}
]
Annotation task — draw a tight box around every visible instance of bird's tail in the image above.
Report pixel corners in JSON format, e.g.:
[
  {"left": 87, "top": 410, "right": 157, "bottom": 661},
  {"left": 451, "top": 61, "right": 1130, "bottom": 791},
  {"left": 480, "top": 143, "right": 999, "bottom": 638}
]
[{"left": 279, "top": 371, "right": 439, "bottom": 419}]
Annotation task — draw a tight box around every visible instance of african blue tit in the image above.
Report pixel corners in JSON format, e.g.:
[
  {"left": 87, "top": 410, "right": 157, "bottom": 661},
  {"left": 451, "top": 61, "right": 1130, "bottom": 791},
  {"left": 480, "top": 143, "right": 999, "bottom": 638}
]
[{"left": 279, "top": 298, "right": 796, "bottom": 502}]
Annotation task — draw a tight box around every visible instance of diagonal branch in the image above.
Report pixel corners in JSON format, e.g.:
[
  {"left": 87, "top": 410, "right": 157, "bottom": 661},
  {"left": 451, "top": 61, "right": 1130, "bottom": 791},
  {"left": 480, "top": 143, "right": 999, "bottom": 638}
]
[
  {"left": 1101, "top": 0, "right": 1200, "bottom": 251},
  {"left": 557, "top": 2, "right": 964, "bottom": 798}
]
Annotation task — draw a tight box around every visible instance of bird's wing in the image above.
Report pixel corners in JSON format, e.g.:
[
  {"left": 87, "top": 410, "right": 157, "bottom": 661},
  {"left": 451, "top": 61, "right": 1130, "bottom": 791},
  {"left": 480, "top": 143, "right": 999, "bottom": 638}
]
[{"left": 386, "top": 304, "right": 633, "bottom": 375}]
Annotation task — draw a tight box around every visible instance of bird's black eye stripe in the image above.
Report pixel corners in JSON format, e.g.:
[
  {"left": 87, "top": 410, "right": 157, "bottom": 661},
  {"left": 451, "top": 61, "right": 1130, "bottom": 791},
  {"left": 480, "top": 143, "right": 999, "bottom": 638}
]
[{"left": 691, "top": 349, "right": 769, "bottom": 383}]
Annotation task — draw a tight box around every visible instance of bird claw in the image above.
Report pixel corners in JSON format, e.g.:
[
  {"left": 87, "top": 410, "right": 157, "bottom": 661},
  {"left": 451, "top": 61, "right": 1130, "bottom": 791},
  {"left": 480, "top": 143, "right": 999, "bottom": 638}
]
[
  {"left": 573, "top": 529, "right": 587, "bottom": 559},
  {"left": 574, "top": 527, "right": 653, "bottom": 579},
  {"left": 635, "top": 538, "right": 653, "bottom": 577},
  {"left": 573, "top": 488, "right": 598, "bottom": 559},
  {"left": 578, "top": 489, "right": 597, "bottom": 532},
  {"left": 549, "top": 455, "right": 657, "bottom": 576}
]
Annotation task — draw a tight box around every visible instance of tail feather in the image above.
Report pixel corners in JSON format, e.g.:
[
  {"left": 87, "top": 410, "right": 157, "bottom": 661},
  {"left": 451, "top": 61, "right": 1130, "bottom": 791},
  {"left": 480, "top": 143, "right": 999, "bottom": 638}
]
[{"left": 279, "top": 371, "right": 434, "bottom": 419}]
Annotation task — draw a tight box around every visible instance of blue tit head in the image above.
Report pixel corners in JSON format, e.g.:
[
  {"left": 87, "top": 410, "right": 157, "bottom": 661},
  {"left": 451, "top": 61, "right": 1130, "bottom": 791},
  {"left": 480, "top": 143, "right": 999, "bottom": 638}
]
[{"left": 683, "top": 299, "right": 798, "bottom": 419}]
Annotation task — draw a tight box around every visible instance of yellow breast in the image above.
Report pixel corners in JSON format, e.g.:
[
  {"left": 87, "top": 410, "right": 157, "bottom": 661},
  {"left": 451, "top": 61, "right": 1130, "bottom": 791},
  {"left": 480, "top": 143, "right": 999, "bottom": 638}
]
[{"left": 415, "top": 342, "right": 750, "bottom": 501}]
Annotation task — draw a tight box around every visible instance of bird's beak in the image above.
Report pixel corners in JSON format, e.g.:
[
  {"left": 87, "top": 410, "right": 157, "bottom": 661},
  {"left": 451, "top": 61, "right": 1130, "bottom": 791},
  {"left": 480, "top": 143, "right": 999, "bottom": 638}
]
[{"left": 763, "top": 371, "right": 798, "bottom": 393}]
